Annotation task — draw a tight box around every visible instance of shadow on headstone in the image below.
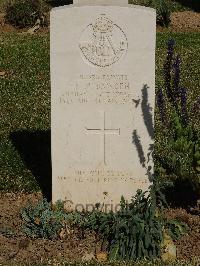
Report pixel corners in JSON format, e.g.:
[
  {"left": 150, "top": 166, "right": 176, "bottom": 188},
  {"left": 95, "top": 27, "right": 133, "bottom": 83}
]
[
  {"left": 10, "top": 130, "right": 52, "bottom": 201},
  {"left": 132, "top": 130, "right": 146, "bottom": 168},
  {"left": 141, "top": 84, "right": 154, "bottom": 140},
  {"left": 47, "top": 0, "right": 73, "bottom": 7},
  {"left": 132, "top": 84, "right": 154, "bottom": 181},
  {"left": 175, "top": 0, "right": 200, "bottom": 12}
]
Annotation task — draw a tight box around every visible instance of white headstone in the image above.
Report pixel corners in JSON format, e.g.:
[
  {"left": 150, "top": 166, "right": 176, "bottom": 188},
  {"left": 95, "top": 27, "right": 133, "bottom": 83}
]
[{"left": 51, "top": 2, "right": 156, "bottom": 211}]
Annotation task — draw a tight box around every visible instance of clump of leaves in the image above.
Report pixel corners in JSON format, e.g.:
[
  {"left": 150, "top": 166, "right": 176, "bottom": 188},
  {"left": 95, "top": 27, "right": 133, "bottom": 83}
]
[
  {"left": 67, "top": 181, "right": 171, "bottom": 261},
  {"left": 21, "top": 199, "right": 67, "bottom": 239},
  {"left": 21, "top": 181, "right": 187, "bottom": 261},
  {"left": 5, "top": 0, "right": 47, "bottom": 28},
  {"left": 154, "top": 0, "right": 171, "bottom": 27},
  {"left": 165, "top": 219, "right": 189, "bottom": 241},
  {"left": 155, "top": 39, "right": 200, "bottom": 195}
]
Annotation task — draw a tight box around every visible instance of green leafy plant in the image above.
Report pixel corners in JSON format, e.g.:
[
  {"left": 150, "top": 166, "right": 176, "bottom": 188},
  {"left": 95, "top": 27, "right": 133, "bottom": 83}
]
[
  {"left": 5, "top": 0, "right": 46, "bottom": 28},
  {"left": 21, "top": 180, "right": 187, "bottom": 261},
  {"left": 21, "top": 198, "right": 67, "bottom": 239},
  {"left": 67, "top": 182, "right": 187, "bottom": 261},
  {"left": 165, "top": 218, "right": 189, "bottom": 241},
  {"left": 155, "top": 0, "right": 171, "bottom": 27},
  {"left": 155, "top": 40, "right": 200, "bottom": 195},
  {"left": 66, "top": 182, "right": 171, "bottom": 261},
  {"left": 157, "top": 112, "right": 200, "bottom": 192}
]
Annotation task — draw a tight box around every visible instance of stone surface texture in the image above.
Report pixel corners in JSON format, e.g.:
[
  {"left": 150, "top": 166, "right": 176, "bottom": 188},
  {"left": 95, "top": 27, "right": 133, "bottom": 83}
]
[{"left": 51, "top": 3, "right": 156, "bottom": 211}]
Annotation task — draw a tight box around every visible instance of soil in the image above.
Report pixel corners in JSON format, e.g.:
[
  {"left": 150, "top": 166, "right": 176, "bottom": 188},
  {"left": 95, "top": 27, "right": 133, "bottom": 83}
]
[
  {"left": 164, "top": 208, "right": 200, "bottom": 261},
  {"left": 158, "top": 11, "right": 200, "bottom": 32},
  {"left": 0, "top": 192, "right": 101, "bottom": 264},
  {"left": 170, "top": 11, "right": 200, "bottom": 32},
  {"left": 0, "top": 11, "right": 200, "bottom": 33},
  {"left": 0, "top": 192, "right": 200, "bottom": 264}
]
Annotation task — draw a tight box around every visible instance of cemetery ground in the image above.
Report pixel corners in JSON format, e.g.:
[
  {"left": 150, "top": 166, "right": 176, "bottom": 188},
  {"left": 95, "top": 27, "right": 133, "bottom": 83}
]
[
  {"left": 0, "top": 30, "right": 200, "bottom": 265},
  {"left": 0, "top": 1, "right": 200, "bottom": 263}
]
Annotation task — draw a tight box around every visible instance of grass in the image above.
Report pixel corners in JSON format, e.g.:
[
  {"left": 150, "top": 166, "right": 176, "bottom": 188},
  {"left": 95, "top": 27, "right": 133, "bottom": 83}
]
[
  {"left": 0, "top": 33, "right": 50, "bottom": 192},
  {"left": 0, "top": 32, "right": 199, "bottom": 194},
  {"left": 156, "top": 32, "right": 200, "bottom": 103}
]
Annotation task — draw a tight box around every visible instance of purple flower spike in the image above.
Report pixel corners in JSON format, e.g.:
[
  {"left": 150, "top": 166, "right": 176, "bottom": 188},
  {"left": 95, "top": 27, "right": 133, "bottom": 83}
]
[
  {"left": 173, "top": 55, "right": 181, "bottom": 99},
  {"left": 180, "top": 87, "right": 188, "bottom": 125},
  {"left": 157, "top": 88, "right": 165, "bottom": 123},
  {"left": 164, "top": 39, "right": 175, "bottom": 103},
  {"left": 167, "top": 39, "right": 175, "bottom": 57}
]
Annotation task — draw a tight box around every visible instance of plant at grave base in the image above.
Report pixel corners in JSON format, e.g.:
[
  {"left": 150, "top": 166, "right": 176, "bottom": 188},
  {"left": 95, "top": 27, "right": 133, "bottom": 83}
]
[
  {"left": 165, "top": 218, "right": 189, "bottom": 241},
  {"left": 5, "top": 0, "right": 48, "bottom": 28},
  {"left": 20, "top": 182, "right": 188, "bottom": 260},
  {"left": 21, "top": 198, "right": 68, "bottom": 239},
  {"left": 67, "top": 181, "right": 174, "bottom": 261},
  {"left": 155, "top": 39, "right": 200, "bottom": 195}
]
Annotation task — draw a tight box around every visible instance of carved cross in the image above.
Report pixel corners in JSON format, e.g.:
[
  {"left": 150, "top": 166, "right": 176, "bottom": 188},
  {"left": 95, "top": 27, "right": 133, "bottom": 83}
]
[{"left": 85, "top": 111, "right": 120, "bottom": 165}]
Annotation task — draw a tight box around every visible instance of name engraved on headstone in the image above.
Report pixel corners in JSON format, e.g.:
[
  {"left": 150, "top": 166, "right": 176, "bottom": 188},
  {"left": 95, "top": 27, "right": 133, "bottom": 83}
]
[{"left": 59, "top": 74, "right": 132, "bottom": 105}]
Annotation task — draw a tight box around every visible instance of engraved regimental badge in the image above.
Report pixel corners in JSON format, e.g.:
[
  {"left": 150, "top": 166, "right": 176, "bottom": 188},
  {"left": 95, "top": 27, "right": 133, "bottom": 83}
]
[{"left": 79, "top": 14, "right": 128, "bottom": 67}]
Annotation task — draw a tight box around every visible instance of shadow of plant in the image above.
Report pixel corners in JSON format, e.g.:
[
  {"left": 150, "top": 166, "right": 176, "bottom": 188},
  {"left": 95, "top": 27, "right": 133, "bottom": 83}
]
[
  {"left": 141, "top": 84, "right": 154, "bottom": 140},
  {"left": 132, "top": 84, "right": 154, "bottom": 182}
]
